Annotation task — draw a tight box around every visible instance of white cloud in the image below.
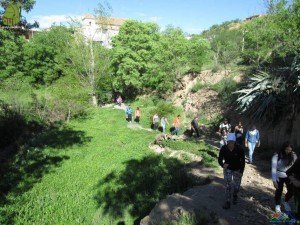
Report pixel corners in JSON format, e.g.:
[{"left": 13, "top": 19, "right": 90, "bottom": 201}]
[
  {"left": 149, "top": 16, "right": 162, "bottom": 22},
  {"left": 29, "top": 14, "right": 83, "bottom": 29}
]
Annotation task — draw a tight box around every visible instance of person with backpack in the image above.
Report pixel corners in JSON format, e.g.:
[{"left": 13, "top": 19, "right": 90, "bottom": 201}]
[
  {"left": 245, "top": 125, "right": 260, "bottom": 164},
  {"left": 272, "top": 141, "right": 297, "bottom": 213},
  {"left": 286, "top": 157, "right": 300, "bottom": 219},
  {"left": 218, "top": 133, "right": 245, "bottom": 209},
  {"left": 125, "top": 105, "right": 133, "bottom": 123}
]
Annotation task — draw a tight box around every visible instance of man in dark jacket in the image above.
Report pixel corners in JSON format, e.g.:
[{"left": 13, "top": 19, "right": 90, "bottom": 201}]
[
  {"left": 218, "top": 133, "right": 245, "bottom": 209},
  {"left": 191, "top": 116, "right": 200, "bottom": 137}
]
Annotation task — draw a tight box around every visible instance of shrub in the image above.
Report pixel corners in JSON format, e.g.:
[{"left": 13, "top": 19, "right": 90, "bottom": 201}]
[{"left": 190, "top": 81, "right": 206, "bottom": 93}]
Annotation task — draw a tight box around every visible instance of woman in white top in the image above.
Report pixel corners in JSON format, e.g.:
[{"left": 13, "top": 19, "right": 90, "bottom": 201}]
[{"left": 271, "top": 141, "right": 297, "bottom": 212}]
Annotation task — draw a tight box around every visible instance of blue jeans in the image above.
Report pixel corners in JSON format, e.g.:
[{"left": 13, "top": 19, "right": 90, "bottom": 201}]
[
  {"left": 172, "top": 127, "right": 179, "bottom": 135},
  {"left": 247, "top": 141, "right": 256, "bottom": 163}
]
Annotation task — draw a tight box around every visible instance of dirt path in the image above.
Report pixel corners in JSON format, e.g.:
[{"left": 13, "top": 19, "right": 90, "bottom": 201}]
[
  {"left": 144, "top": 142, "right": 278, "bottom": 225},
  {"left": 106, "top": 104, "right": 279, "bottom": 224}
]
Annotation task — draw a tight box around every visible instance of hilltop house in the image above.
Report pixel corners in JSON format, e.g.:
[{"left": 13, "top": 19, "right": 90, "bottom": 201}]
[{"left": 81, "top": 14, "right": 126, "bottom": 48}]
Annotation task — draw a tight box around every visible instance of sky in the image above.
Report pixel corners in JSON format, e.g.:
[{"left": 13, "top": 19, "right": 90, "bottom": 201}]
[{"left": 23, "top": 0, "right": 267, "bottom": 34}]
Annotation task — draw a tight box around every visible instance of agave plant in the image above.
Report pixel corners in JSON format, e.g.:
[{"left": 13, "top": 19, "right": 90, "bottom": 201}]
[{"left": 235, "top": 53, "right": 300, "bottom": 125}]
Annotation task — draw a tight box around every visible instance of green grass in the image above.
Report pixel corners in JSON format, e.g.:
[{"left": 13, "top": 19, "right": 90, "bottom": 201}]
[
  {"left": 161, "top": 139, "right": 219, "bottom": 168},
  {"left": 0, "top": 108, "right": 194, "bottom": 225},
  {"left": 190, "top": 81, "right": 207, "bottom": 93}
]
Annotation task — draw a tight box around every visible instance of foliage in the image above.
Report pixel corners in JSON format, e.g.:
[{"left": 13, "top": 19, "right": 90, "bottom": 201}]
[
  {"left": 236, "top": 0, "right": 300, "bottom": 128},
  {"left": 162, "top": 139, "right": 219, "bottom": 168},
  {"left": 202, "top": 19, "right": 243, "bottom": 70},
  {"left": 111, "top": 20, "right": 160, "bottom": 97},
  {"left": 23, "top": 26, "right": 73, "bottom": 85},
  {"left": 112, "top": 22, "right": 209, "bottom": 98},
  {"left": 210, "top": 77, "right": 238, "bottom": 103},
  {"left": 0, "top": 108, "right": 200, "bottom": 225},
  {"left": 0, "top": 0, "right": 36, "bottom": 13},
  {"left": 0, "top": 29, "right": 25, "bottom": 80},
  {"left": 190, "top": 81, "right": 206, "bottom": 93}
]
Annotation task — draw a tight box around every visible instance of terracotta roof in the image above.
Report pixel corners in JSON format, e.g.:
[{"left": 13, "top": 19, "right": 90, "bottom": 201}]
[
  {"left": 96, "top": 17, "right": 126, "bottom": 27},
  {"left": 83, "top": 14, "right": 95, "bottom": 20}
]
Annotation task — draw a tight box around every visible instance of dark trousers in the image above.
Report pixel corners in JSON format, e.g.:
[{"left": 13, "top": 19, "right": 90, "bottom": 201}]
[
  {"left": 191, "top": 126, "right": 200, "bottom": 137},
  {"left": 153, "top": 122, "right": 159, "bottom": 130},
  {"left": 275, "top": 177, "right": 293, "bottom": 205}
]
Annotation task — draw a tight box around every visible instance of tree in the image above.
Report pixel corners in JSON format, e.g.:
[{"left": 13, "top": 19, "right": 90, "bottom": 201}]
[
  {"left": 0, "top": 29, "right": 25, "bottom": 80},
  {"left": 111, "top": 20, "right": 160, "bottom": 97},
  {"left": 0, "top": 0, "right": 36, "bottom": 13},
  {"left": 22, "top": 26, "right": 73, "bottom": 85}
]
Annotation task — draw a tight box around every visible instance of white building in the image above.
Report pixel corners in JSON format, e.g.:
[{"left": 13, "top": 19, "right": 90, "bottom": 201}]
[{"left": 81, "top": 14, "right": 126, "bottom": 48}]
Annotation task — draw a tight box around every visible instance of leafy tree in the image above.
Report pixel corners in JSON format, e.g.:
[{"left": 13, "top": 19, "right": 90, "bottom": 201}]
[
  {"left": 236, "top": 0, "right": 300, "bottom": 131},
  {"left": 111, "top": 20, "right": 160, "bottom": 97},
  {"left": 22, "top": 26, "right": 73, "bottom": 85},
  {"left": 0, "top": 0, "right": 36, "bottom": 13},
  {"left": 0, "top": 29, "right": 25, "bottom": 80}
]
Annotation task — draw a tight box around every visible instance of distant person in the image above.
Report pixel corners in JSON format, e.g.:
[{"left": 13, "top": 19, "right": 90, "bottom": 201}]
[
  {"left": 153, "top": 113, "right": 160, "bottom": 130},
  {"left": 220, "top": 129, "right": 228, "bottom": 148},
  {"left": 235, "top": 122, "right": 244, "bottom": 146},
  {"left": 245, "top": 125, "right": 260, "bottom": 164},
  {"left": 191, "top": 116, "right": 200, "bottom": 137},
  {"left": 219, "top": 119, "right": 231, "bottom": 133},
  {"left": 271, "top": 141, "right": 297, "bottom": 213},
  {"left": 287, "top": 157, "right": 300, "bottom": 219},
  {"left": 218, "top": 133, "right": 245, "bottom": 209},
  {"left": 135, "top": 107, "right": 141, "bottom": 123},
  {"left": 161, "top": 116, "right": 169, "bottom": 133},
  {"left": 171, "top": 115, "right": 181, "bottom": 135},
  {"left": 116, "top": 95, "right": 123, "bottom": 106},
  {"left": 125, "top": 105, "right": 133, "bottom": 123}
]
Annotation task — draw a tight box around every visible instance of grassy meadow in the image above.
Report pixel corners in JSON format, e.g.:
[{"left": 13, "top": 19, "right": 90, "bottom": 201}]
[{"left": 0, "top": 107, "right": 218, "bottom": 225}]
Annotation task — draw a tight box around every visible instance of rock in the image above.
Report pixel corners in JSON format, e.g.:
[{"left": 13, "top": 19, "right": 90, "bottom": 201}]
[{"left": 140, "top": 194, "right": 196, "bottom": 225}]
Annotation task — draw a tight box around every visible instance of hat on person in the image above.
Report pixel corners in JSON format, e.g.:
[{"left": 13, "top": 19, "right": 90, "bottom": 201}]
[{"left": 227, "top": 133, "right": 236, "bottom": 142}]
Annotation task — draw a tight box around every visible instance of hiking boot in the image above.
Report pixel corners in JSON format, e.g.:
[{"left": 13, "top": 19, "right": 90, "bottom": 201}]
[
  {"left": 282, "top": 202, "right": 291, "bottom": 212},
  {"left": 223, "top": 201, "right": 230, "bottom": 210},
  {"left": 233, "top": 195, "right": 238, "bottom": 205}
]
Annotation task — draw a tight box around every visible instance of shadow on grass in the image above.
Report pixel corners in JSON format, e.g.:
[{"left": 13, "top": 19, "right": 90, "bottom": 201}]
[
  {"left": 0, "top": 110, "right": 92, "bottom": 224},
  {"left": 94, "top": 155, "right": 193, "bottom": 224}
]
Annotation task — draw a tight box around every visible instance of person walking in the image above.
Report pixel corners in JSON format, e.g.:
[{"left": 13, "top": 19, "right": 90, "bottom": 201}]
[
  {"left": 125, "top": 105, "right": 133, "bottom": 123},
  {"left": 191, "top": 116, "right": 200, "bottom": 137},
  {"left": 171, "top": 115, "right": 181, "bottom": 135},
  {"left": 161, "top": 116, "right": 169, "bottom": 133},
  {"left": 272, "top": 141, "right": 297, "bottom": 213},
  {"left": 116, "top": 95, "right": 123, "bottom": 106},
  {"left": 287, "top": 157, "right": 300, "bottom": 219},
  {"left": 235, "top": 121, "right": 244, "bottom": 146},
  {"left": 135, "top": 107, "right": 141, "bottom": 123},
  {"left": 245, "top": 125, "right": 260, "bottom": 164},
  {"left": 218, "top": 133, "right": 245, "bottom": 209},
  {"left": 152, "top": 113, "right": 160, "bottom": 130},
  {"left": 219, "top": 119, "right": 231, "bottom": 133}
]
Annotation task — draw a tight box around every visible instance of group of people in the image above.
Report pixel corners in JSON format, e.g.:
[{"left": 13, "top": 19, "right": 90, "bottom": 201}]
[
  {"left": 218, "top": 119, "right": 260, "bottom": 164},
  {"left": 119, "top": 97, "right": 299, "bottom": 218},
  {"left": 217, "top": 119, "right": 299, "bottom": 220},
  {"left": 123, "top": 103, "right": 181, "bottom": 136}
]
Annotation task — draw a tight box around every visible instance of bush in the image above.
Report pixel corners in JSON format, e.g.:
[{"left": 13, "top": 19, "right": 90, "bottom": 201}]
[
  {"left": 210, "top": 77, "right": 237, "bottom": 103},
  {"left": 190, "top": 81, "right": 206, "bottom": 93}
]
